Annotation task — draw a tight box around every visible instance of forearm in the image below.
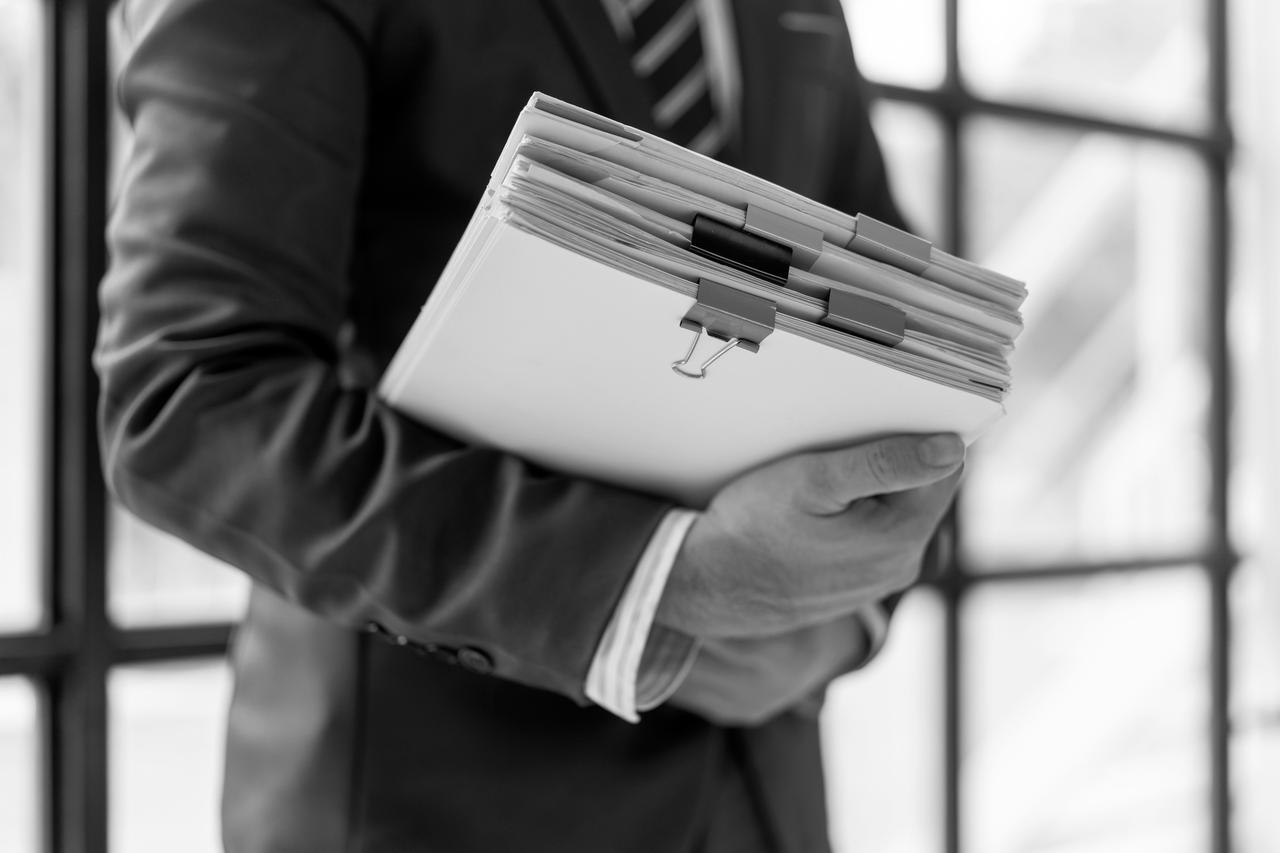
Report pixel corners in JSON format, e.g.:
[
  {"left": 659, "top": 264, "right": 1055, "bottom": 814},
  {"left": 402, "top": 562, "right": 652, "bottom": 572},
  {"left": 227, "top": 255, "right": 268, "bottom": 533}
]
[{"left": 98, "top": 0, "right": 670, "bottom": 699}]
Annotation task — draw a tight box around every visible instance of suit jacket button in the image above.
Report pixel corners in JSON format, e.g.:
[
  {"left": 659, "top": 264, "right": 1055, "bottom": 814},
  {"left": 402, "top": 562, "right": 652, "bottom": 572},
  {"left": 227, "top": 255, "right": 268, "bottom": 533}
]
[{"left": 457, "top": 647, "right": 494, "bottom": 675}]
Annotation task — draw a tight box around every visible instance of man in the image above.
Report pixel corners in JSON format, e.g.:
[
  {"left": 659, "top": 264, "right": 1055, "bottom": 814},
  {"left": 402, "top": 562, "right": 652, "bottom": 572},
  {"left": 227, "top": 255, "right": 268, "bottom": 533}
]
[{"left": 96, "top": 1, "right": 962, "bottom": 850}]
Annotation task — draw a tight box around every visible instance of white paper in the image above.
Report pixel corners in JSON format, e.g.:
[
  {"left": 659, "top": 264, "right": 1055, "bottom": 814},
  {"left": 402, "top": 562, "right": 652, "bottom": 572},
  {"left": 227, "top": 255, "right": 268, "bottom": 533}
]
[{"left": 382, "top": 222, "right": 1003, "bottom": 507}]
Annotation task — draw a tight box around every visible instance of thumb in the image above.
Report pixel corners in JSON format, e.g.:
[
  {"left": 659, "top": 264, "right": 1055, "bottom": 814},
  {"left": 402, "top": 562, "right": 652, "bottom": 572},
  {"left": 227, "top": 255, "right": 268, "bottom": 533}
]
[{"left": 798, "top": 434, "right": 965, "bottom": 511}]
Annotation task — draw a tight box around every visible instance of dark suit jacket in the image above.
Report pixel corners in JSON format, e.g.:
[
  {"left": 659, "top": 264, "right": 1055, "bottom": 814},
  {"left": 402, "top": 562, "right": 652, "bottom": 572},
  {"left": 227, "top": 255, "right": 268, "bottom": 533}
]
[{"left": 97, "top": 1, "right": 904, "bottom": 850}]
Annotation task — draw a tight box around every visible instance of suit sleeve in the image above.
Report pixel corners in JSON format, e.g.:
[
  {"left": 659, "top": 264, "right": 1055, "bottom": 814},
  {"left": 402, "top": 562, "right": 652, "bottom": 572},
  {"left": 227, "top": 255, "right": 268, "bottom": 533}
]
[{"left": 96, "top": 0, "right": 672, "bottom": 700}]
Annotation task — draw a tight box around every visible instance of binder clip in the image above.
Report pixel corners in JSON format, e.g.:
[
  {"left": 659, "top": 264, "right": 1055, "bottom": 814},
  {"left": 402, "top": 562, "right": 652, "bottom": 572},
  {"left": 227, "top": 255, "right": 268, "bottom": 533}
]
[
  {"left": 671, "top": 280, "right": 776, "bottom": 379},
  {"left": 689, "top": 214, "right": 792, "bottom": 286},
  {"left": 847, "top": 214, "right": 932, "bottom": 275},
  {"left": 687, "top": 206, "right": 825, "bottom": 284},
  {"left": 823, "top": 290, "right": 907, "bottom": 347}
]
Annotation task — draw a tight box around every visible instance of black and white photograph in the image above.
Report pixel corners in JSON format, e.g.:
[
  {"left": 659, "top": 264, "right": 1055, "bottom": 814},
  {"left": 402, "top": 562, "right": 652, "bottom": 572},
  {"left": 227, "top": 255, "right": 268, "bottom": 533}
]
[{"left": 0, "top": 0, "right": 1276, "bottom": 851}]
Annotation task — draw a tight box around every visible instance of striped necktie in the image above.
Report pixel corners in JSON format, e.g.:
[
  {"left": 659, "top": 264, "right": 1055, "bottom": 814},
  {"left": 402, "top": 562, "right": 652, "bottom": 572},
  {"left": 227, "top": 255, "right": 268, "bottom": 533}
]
[{"left": 623, "top": 0, "right": 724, "bottom": 155}]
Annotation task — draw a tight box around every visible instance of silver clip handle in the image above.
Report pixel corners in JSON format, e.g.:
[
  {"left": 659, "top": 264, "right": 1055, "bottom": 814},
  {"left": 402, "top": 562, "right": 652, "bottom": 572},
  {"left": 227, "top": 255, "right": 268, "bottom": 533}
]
[
  {"left": 668, "top": 279, "right": 776, "bottom": 380},
  {"left": 671, "top": 326, "right": 742, "bottom": 380}
]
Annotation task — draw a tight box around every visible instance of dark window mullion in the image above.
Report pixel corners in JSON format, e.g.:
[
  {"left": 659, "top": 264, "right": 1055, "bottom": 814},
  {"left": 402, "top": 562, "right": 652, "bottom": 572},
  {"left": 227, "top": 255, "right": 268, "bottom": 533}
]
[
  {"left": 110, "top": 624, "right": 234, "bottom": 666},
  {"left": 940, "top": 3, "right": 964, "bottom": 852},
  {"left": 940, "top": 573, "right": 965, "bottom": 853},
  {"left": 940, "top": 112, "right": 964, "bottom": 853},
  {"left": 38, "top": 677, "right": 56, "bottom": 853},
  {"left": 1206, "top": 139, "right": 1233, "bottom": 853},
  {"left": 944, "top": 0, "right": 959, "bottom": 96},
  {"left": 1205, "top": 1, "right": 1233, "bottom": 850},
  {"left": 48, "top": 0, "right": 111, "bottom": 850},
  {"left": 948, "top": 554, "right": 1228, "bottom": 584},
  {"left": 0, "top": 634, "right": 65, "bottom": 678}
]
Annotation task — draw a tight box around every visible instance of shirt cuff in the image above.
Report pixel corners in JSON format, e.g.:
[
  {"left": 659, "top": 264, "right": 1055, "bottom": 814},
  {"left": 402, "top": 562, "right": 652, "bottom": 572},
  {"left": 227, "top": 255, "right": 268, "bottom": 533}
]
[
  {"left": 636, "top": 624, "right": 699, "bottom": 711},
  {"left": 586, "top": 508, "right": 700, "bottom": 722}
]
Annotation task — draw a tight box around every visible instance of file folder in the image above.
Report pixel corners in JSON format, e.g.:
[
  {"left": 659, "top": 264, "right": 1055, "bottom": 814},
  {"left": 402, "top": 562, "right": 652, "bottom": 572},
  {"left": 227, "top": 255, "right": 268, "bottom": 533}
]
[{"left": 380, "top": 94, "right": 1026, "bottom": 507}]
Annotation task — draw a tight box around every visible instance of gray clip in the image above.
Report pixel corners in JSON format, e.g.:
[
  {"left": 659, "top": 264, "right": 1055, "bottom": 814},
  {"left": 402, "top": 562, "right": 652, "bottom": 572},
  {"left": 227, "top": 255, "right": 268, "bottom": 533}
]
[
  {"left": 672, "top": 280, "right": 776, "bottom": 379},
  {"left": 824, "top": 290, "right": 907, "bottom": 347},
  {"left": 743, "top": 204, "right": 825, "bottom": 271},
  {"left": 847, "top": 214, "right": 932, "bottom": 274}
]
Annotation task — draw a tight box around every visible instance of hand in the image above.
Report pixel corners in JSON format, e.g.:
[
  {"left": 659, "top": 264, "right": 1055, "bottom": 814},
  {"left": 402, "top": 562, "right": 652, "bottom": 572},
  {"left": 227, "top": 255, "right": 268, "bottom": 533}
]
[
  {"left": 656, "top": 434, "right": 963, "bottom": 638},
  {"left": 667, "top": 618, "right": 866, "bottom": 727}
]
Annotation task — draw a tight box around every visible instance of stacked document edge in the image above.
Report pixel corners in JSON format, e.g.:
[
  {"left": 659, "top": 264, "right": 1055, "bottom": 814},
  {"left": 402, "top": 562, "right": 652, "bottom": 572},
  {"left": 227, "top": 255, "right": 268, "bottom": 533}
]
[
  {"left": 467, "top": 94, "right": 1026, "bottom": 403},
  {"left": 378, "top": 93, "right": 1028, "bottom": 505}
]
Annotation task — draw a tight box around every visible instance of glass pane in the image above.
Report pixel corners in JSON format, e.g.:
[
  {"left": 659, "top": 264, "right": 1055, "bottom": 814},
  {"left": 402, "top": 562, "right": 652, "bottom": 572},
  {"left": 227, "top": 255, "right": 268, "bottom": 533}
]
[
  {"left": 823, "top": 591, "right": 943, "bottom": 853},
  {"left": 963, "top": 569, "right": 1209, "bottom": 853},
  {"left": 1231, "top": 22, "right": 1280, "bottom": 846},
  {"left": 961, "top": 120, "right": 1211, "bottom": 570},
  {"left": 104, "top": 20, "right": 251, "bottom": 627},
  {"left": 1228, "top": 17, "right": 1278, "bottom": 557},
  {"left": 960, "top": 0, "right": 1208, "bottom": 129},
  {"left": 1231, "top": 561, "right": 1280, "bottom": 852},
  {"left": 869, "top": 101, "right": 945, "bottom": 244},
  {"left": 110, "top": 661, "right": 232, "bottom": 853},
  {"left": 0, "top": 678, "right": 40, "bottom": 853},
  {"left": 841, "top": 0, "right": 945, "bottom": 89},
  {"left": 0, "top": 0, "right": 45, "bottom": 631},
  {"left": 109, "top": 506, "right": 251, "bottom": 626}
]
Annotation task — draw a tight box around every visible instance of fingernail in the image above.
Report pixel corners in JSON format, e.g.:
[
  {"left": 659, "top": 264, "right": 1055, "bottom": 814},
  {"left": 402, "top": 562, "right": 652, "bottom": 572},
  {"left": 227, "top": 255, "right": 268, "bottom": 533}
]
[{"left": 919, "top": 435, "right": 965, "bottom": 467}]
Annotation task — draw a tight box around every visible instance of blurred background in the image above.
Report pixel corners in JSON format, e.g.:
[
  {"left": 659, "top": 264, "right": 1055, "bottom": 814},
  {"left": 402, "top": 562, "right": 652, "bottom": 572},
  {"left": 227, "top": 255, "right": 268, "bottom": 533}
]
[{"left": 1, "top": 0, "right": 1277, "bottom": 851}]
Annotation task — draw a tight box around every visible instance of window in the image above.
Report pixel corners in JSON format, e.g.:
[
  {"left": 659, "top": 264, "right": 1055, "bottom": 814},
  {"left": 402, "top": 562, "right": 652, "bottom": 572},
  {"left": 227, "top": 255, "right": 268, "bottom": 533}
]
[
  {"left": 0, "top": 0, "right": 45, "bottom": 634},
  {"left": 819, "top": 1, "right": 1272, "bottom": 852},
  {"left": 108, "top": 662, "right": 231, "bottom": 853},
  {"left": 0, "top": 5, "right": 235, "bottom": 850},
  {"left": 0, "top": 679, "right": 40, "bottom": 852}
]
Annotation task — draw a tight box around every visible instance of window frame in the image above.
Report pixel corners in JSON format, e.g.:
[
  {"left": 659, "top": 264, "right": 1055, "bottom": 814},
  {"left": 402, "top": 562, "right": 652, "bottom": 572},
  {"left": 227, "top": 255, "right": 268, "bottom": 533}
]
[
  {"left": 858, "top": 1, "right": 1235, "bottom": 851},
  {"left": 0, "top": 8, "right": 230, "bottom": 853}
]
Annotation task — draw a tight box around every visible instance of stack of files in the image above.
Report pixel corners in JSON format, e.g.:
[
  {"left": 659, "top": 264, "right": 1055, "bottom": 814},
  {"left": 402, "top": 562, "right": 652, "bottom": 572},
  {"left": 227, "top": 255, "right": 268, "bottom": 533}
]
[{"left": 380, "top": 93, "right": 1027, "bottom": 507}]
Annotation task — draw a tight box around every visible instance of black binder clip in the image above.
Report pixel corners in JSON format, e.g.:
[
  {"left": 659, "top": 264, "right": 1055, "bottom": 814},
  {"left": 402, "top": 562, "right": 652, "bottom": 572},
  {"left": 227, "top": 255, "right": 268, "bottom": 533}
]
[
  {"left": 671, "top": 280, "right": 776, "bottom": 379},
  {"left": 689, "top": 214, "right": 792, "bottom": 285},
  {"left": 688, "top": 205, "right": 826, "bottom": 285}
]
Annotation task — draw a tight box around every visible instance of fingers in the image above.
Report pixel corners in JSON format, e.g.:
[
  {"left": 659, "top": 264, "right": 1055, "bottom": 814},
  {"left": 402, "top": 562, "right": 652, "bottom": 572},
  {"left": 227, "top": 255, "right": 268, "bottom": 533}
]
[
  {"left": 886, "top": 464, "right": 964, "bottom": 511},
  {"left": 794, "top": 434, "right": 966, "bottom": 513},
  {"left": 673, "top": 435, "right": 968, "bottom": 639},
  {"left": 874, "top": 465, "right": 964, "bottom": 533}
]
